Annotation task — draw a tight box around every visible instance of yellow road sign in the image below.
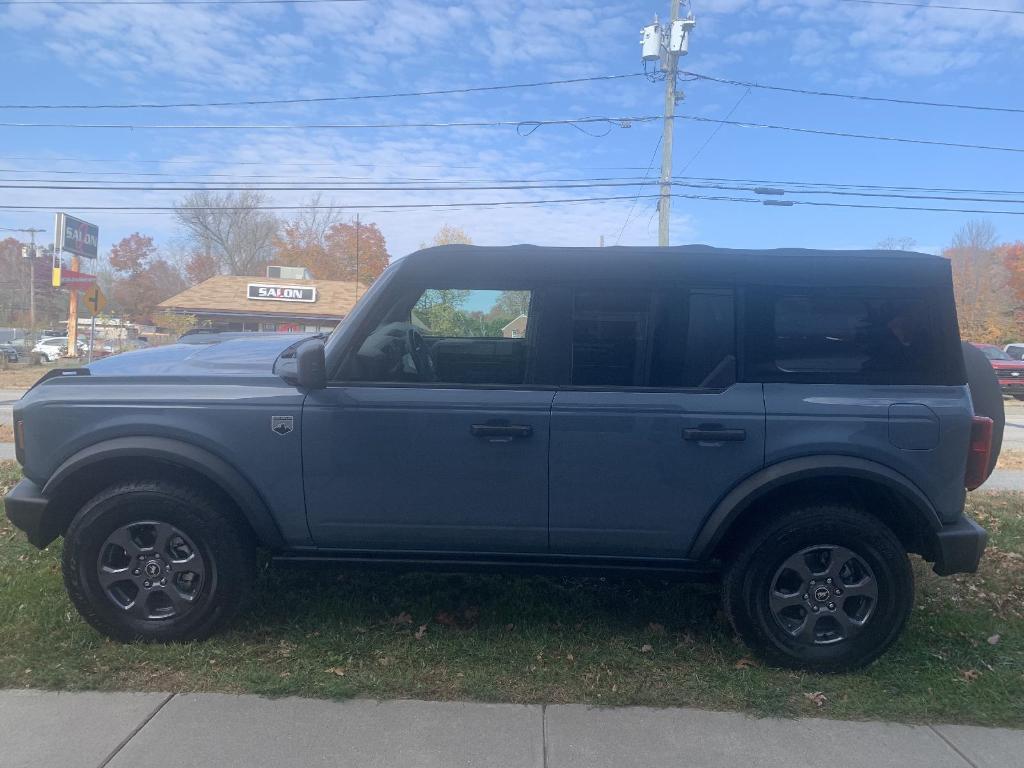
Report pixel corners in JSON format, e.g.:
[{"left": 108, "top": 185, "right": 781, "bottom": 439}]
[{"left": 83, "top": 285, "right": 107, "bottom": 315}]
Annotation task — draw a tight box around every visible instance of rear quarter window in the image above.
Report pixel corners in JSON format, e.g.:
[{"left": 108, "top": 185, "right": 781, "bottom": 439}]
[{"left": 743, "top": 288, "right": 965, "bottom": 385}]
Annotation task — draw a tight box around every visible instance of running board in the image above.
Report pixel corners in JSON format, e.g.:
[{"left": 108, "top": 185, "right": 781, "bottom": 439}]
[{"left": 272, "top": 549, "right": 721, "bottom": 581}]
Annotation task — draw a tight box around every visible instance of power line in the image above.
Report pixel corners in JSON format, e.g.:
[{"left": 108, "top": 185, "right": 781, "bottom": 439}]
[
  {"left": 7, "top": 178, "right": 1024, "bottom": 204},
  {"left": 0, "top": 154, "right": 500, "bottom": 170},
  {"left": 677, "top": 87, "right": 750, "bottom": 175},
  {"left": 0, "top": 195, "right": 656, "bottom": 212},
  {"left": 684, "top": 70, "right": 1024, "bottom": 114},
  {"left": 835, "top": 0, "right": 1024, "bottom": 15},
  {"left": 6, "top": 168, "right": 1024, "bottom": 197},
  {"left": 3, "top": 192, "right": 1024, "bottom": 216},
  {"left": 0, "top": 0, "right": 366, "bottom": 5},
  {"left": 680, "top": 114, "right": 1024, "bottom": 154},
  {"left": 0, "top": 73, "right": 644, "bottom": 110},
  {"left": 614, "top": 136, "right": 661, "bottom": 245},
  {"left": 2, "top": 112, "right": 1018, "bottom": 155},
  {"left": 0, "top": 115, "right": 657, "bottom": 131},
  {"left": 690, "top": 175, "right": 1024, "bottom": 196}
]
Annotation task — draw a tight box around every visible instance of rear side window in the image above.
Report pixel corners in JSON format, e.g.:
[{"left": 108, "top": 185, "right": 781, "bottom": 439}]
[
  {"left": 746, "top": 289, "right": 963, "bottom": 384},
  {"left": 569, "top": 287, "right": 736, "bottom": 389}
]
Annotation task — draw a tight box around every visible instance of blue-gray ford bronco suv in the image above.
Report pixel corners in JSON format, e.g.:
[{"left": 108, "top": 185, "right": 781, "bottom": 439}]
[{"left": 5, "top": 245, "right": 999, "bottom": 671}]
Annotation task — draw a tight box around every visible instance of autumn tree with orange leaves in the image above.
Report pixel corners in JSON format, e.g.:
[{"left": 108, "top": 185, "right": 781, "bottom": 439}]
[
  {"left": 273, "top": 203, "right": 389, "bottom": 284},
  {"left": 108, "top": 233, "right": 187, "bottom": 323},
  {"left": 946, "top": 221, "right": 1019, "bottom": 343},
  {"left": 1001, "top": 240, "right": 1024, "bottom": 337}
]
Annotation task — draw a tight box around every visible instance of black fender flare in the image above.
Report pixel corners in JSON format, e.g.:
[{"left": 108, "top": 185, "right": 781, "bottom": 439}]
[
  {"left": 42, "top": 436, "right": 285, "bottom": 549},
  {"left": 688, "top": 455, "right": 942, "bottom": 561}
]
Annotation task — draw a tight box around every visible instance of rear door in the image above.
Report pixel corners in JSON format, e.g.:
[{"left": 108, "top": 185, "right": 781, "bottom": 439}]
[{"left": 548, "top": 285, "right": 765, "bottom": 557}]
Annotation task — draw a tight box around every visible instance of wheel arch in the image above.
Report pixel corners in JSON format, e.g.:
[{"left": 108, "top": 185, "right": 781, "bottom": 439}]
[
  {"left": 41, "top": 436, "right": 285, "bottom": 549},
  {"left": 689, "top": 456, "right": 943, "bottom": 563}
]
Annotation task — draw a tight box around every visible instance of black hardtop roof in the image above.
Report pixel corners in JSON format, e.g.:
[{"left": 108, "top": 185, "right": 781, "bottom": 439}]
[{"left": 397, "top": 244, "right": 950, "bottom": 288}]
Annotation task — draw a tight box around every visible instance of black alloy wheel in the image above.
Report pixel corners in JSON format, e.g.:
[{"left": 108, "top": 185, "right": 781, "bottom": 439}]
[
  {"left": 63, "top": 481, "right": 255, "bottom": 643},
  {"left": 96, "top": 521, "right": 209, "bottom": 621}
]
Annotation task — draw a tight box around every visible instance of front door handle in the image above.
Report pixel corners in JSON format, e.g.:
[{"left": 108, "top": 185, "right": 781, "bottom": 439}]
[
  {"left": 471, "top": 424, "right": 534, "bottom": 439},
  {"left": 683, "top": 427, "right": 746, "bottom": 442}
]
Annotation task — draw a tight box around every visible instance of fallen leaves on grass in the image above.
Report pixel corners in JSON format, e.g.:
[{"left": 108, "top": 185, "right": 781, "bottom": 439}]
[
  {"left": 640, "top": 643, "right": 654, "bottom": 654},
  {"left": 958, "top": 669, "right": 982, "bottom": 683},
  {"left": 432, "top": 607, "right": 481, "bottom": 629},
  {"left": 804, "top": 691, "right": 828, "bottom": 708},
  {"left": 734, "top": 658, "right": 758, "bottom": 670},
  {"left": 995, "top": 450, "right": 1024, "bottom": 470},
  {"left": 414, "top": 624, "right": 428, "bottom": 640},
  {"left": 326, "top": 667, "right": 346, "bottom": 677},
  {"left": 390, "top": 612, "right": 413, "bottom": 626},
  {"left": 987, "top": 633, "right": 1001, "bottom": 645}
]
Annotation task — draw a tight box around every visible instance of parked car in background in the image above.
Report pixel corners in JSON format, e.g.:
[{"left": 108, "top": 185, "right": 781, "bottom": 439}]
[
  {"left": 971, "top": 343, "right": 1024, "bottom": 399},
  {"left": 32, "top": 337, "right": 67, "bottom": 363},
  {"left": 1003, "top": 343, "right": 1024, "bottom": 360},
  {"left": 32, "top": 336, "right": 85, "bottom": 363},
  {"left": 0, "top": 342, "right": 19, "bottom": 363}
]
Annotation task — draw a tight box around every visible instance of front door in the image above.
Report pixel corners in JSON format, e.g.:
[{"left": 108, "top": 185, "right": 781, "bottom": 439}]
[
  {"left": 548, "top": 285, "right": 766, "bottom": 557},
  {"left": 303, "top": 287, "right": 552, "bottom": 553}
]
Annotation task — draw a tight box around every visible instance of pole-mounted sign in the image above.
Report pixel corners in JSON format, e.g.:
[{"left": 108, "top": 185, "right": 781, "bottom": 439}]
[
  {"left": 53, "top": 269, "right": 97, "bottom": 289},
  {"left": 53, "top": 211, "right": 100, "bottom": 358},
  {"left": 55, "top": 212, "right": 99, "bottom": 260}
]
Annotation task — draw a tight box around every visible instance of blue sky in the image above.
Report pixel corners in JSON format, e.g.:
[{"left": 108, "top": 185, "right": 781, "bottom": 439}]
[{"left": 1, "top": 0, "right": 1023, "bottom": 261}]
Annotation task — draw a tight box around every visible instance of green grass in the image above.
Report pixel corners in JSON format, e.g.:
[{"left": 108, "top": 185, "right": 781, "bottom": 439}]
[{"left": 1, "top": 459, "right": 1022, "bottom": 726}]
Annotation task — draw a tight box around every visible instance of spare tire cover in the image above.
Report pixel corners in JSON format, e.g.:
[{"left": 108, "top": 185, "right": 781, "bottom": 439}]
[{"left": 961, "top": 341, "right": 1004, "bottom": 474}]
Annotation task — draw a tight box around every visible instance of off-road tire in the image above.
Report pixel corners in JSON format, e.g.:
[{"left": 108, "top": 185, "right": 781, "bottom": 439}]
[
  {"left": 63, "top": 481, "right": 256, "bottom": 643},
  {"left": 722, "top": 504, "right": 914, "bottom": 672}
]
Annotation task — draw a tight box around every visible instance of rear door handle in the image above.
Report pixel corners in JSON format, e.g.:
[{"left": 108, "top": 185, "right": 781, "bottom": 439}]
[
  {"left": 471, "top": 424, "right": 534, "bottom": 439},
  {"left": 683, "top": 428, "right": 746, "bottom": 442}
]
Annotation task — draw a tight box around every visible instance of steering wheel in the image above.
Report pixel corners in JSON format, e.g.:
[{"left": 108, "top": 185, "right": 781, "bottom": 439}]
[{"left": 406, "top": 328, "right": 436, "bottom": 381}]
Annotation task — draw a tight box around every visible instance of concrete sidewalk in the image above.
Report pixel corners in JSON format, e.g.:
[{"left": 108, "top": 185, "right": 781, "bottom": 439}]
[{"left": 1, "top": 690, "right": 1020, "bottom": 768}]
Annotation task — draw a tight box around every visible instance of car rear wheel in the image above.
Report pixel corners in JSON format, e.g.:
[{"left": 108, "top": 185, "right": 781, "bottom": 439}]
[
  {"left": 722, "top": 504, "right": 913, "bottom": 672},
  {"left": 63, "top": 481, "right": 255, "bottom": 643}
]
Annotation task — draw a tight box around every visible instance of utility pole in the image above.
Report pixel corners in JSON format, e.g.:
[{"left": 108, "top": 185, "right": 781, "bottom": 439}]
[
  {"left": 11, "top": 227, "right": 45, "bottom": 335},
  {"left": 354, "top": 213, "right": 360, "bottom": 299},
  {"left": 641, "top": 2, "right": 695, "bottom": 246}
]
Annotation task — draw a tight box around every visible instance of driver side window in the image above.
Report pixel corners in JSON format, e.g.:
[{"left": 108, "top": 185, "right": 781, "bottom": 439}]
[{"left": 344, "top": 288, "right": 534, "bottom": 385}]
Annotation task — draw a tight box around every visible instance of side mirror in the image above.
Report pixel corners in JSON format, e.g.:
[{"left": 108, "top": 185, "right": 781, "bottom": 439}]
[{"left": 295, "top": 339, "right": 327, "bottom": 390}]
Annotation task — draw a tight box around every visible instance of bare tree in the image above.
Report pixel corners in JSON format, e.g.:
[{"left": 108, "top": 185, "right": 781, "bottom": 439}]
[
  {"left": 945, "top": 220, "right": 1012, "bottom": 342},
  {"left": 174, "top": 190, "right": 279, "bottom": 276},
  {"left": 280, "top": 195, "right": 344, "bottom": 250},
  {"left": 421, "top": 224, "right": 472, "bottom": 249},
  {"left": 876, "top": 236, "right": 918, "bottom": 251}
]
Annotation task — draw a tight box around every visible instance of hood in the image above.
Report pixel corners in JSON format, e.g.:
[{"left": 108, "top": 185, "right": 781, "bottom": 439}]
[{"left": 85, "top": 333, "right": 311, "bottom": 377}]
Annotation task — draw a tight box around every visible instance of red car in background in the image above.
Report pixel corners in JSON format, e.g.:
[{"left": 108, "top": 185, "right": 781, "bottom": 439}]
[{"left": 971, "top": 343, "right": 1024, "bottom": 400}]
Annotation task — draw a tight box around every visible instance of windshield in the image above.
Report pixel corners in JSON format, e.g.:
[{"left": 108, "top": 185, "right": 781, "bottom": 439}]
[{"left": 981, "top": 347, "right": 1012, "bottom": 361}]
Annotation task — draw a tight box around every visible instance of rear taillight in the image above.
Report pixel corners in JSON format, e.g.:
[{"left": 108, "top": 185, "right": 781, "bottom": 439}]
[{"left": 965, "top": 415, "right": 993, "bottom": 491}]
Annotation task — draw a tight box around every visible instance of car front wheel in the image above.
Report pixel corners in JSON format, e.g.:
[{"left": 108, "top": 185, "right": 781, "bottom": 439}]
[
  {"left": 722, "top": 504, "right": 913, "bottom": 672},
  {"left": 62, "top": 481, "right": 255, "bottom": 643}
]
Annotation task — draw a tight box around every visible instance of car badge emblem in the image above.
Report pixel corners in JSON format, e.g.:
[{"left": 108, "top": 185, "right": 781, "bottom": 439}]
[{"left": 271, "top": 416, "right": 294, "bottom": 435}]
